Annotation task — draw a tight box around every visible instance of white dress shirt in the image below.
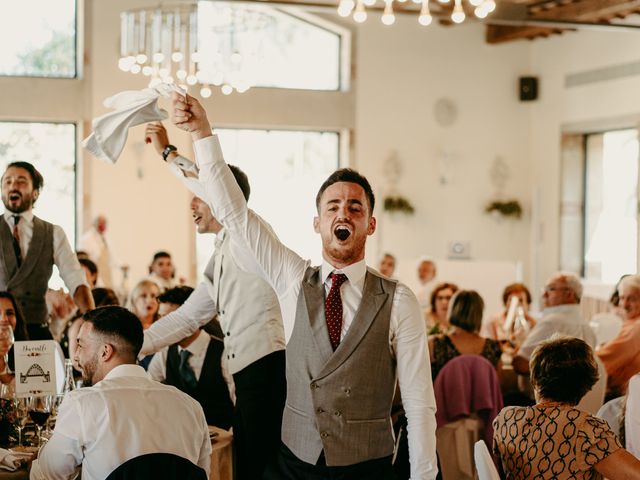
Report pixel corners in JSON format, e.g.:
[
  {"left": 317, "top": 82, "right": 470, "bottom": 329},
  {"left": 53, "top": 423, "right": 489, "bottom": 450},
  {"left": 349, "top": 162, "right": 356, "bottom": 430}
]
[
  {"left": 2, "top": 211, "right": 87, "bottom": 294},
  {"left": 30, "top": 364, "right": 211, "bottom": 480},
  {"left": 148, "top": 330, "right": 211, "bottom": 382},
  {"left": 193, "top": 135, "right": 438, "bottom": 480},
  {"left": 625, "top": 374, "right": 640, "bottom": 458},
  {"left": 517, "top": 304, "right": 596, "bottom": 359}
]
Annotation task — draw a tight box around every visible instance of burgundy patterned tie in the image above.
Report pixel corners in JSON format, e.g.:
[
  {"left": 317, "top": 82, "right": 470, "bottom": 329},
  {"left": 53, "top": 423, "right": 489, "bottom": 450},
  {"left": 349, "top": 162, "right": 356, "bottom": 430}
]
[
  {"left": 12, "top": 215, "right": 22, "bottom": 267},
  {"left": 325, "top": 273, "right": 348, "bottom": 351}
]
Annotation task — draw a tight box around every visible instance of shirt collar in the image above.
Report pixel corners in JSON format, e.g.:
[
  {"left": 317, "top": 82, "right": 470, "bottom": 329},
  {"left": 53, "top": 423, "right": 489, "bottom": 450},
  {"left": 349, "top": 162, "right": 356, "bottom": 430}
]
[
  {"left": 179, "top": 330, "right": 210, "bottom": 356},
  {"left": 3, "top": 210, "right": 33, "bottom": 224},
  {"left": 100, "top": 364, "right": 149, "bottom": 383},
  {"left": 542, "top": 303, "right": 581, "bottom": 317},
  {"left": 320, "top": 258, "right": 367, "bottom": 286}
]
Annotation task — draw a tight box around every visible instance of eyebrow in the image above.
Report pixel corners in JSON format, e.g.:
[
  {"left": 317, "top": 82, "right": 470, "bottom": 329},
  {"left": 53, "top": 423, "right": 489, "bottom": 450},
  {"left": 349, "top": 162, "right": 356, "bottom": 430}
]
[{"left": 325, "top": 198, "right": 364, "bottom": 206}]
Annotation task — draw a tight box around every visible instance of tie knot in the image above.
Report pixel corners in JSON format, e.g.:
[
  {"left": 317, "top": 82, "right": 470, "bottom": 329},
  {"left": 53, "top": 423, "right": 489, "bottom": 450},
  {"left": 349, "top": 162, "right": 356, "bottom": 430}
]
[
  {"left": 331, "top": 273, "right": 348, "bottom": 289},
  {"left": 12, "top": 215, "right": 20, "bottom": 226},
  {"left": 179, "top": 349, "right": 192, "bottom": 362}
]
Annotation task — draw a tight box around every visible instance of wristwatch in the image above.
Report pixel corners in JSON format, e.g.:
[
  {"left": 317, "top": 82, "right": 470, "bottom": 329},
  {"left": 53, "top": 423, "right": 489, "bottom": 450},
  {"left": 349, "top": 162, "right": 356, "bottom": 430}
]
[{"left": 162, "top": 144, "right": 178, "bottom": 162}]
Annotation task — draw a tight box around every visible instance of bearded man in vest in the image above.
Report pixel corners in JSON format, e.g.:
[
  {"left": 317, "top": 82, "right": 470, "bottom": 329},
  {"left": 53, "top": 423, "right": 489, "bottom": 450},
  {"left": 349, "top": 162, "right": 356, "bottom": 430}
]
[
  {"left": 169, "top": 94, "right": 438, "bottom": 480},
  {"left": 0, "top": 162, "right": 94, "bottom": 339}
]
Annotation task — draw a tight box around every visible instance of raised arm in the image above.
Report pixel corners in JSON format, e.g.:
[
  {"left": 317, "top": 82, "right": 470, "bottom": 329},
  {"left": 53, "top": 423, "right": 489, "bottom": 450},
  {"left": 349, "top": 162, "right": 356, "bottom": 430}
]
[{"left": 169, "top": 93, "right": 308, "bottom": 299}]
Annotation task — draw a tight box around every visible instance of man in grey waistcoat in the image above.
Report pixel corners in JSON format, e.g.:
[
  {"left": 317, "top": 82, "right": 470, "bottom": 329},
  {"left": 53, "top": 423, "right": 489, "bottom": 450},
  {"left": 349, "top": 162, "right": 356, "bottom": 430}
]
[
  {"left": 0, "top": 162, "right": 94, "bottom": 339},
  {"left": 169, "top": 94, "right": 438, "bottom": 479}
]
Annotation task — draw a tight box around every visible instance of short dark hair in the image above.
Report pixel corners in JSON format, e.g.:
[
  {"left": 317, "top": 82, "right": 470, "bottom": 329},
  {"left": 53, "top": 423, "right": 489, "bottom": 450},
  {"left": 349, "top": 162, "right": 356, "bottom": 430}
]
[
  {"left": 79, "top": 258, "right": 98, "bottom": 276},
  {"left": 92, "top": 288, "right": 120, "bottom": 307},
  {"left": 82, "top": 306, "right": 144, "bottom": 360},
  {"left": 5, "top": 162, "right": 44, "bottom": 192},
  {"left": 430, "top": 282, "right": 459, "bottom": 314},
  {"left": 152, "top": 251, "right": 171, "bottom": 262},
  {"left": 448, "top": 290, "right": 484, "bottom": 333},
  {"left": 158, "top": 286, "right": 194, "bottom": 306},
  {"left": 228, "top": 165, "right": 250, "bottom": 202},
  {"left": 502, "top": 283, "right": 532, "bottom": 307},
  {"left": 315, "top": 168, "right": 375, "bottom": 213},
  {"left": 530, "top": 336, "right": 599, "bottom": 405}
]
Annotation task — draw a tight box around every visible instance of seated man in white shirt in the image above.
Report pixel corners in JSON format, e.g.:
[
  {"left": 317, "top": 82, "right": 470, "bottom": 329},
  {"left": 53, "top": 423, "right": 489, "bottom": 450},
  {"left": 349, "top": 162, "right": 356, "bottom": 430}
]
[
  {"left": 30, "top": 306, "right": 211, "bottom": 480},
  {"left": 512, "top": 272, "right": 595, "bottom": 376},
  {"left": 148, "top": 286, "right": 234, "bottom": 430}
]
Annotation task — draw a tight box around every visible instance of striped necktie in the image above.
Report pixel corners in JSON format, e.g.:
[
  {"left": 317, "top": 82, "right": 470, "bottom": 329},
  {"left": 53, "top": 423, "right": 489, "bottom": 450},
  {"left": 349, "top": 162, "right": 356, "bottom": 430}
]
[{"left": 11, "top": 215, "right": 22, "bottom": 267}]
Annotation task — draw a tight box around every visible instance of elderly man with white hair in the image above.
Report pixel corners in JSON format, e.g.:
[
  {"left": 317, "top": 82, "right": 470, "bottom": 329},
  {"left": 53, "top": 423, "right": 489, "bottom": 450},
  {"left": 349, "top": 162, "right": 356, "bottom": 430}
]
[
  {"left": 512, "top": 272, "right": 595, "bottom": 376},
  {"left": 598, "top": 274, "right": 640, "bottom": 395}
]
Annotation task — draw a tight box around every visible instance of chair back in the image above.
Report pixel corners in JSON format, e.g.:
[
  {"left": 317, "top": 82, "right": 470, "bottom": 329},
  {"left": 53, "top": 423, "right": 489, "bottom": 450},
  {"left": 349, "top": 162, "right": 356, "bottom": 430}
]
[
  {"left": 105, "top": 453, "right": 207, "bottom": 480},
  {"left": 577, "top": 356, "right": 607, "bottom": 415},
  {"left": 474, "top": 440, "right": 500, "bottom": 480}
]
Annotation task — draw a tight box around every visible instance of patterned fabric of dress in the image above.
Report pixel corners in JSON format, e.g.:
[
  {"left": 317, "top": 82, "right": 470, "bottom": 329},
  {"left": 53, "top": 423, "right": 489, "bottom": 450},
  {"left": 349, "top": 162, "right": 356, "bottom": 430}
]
[
  {"left": 430, "top": 335, "right": 502, "bottom": 379},
  {"left": 492, "top": 404, "right": 622, "bottom": 480}
]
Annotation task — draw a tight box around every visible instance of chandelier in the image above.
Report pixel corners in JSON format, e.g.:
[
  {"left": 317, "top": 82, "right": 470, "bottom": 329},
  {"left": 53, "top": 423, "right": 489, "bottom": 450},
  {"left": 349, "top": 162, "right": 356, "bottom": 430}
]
[
  {"left": 118, "top": 2, "right": 274, "bottom": 97},
  {"left": 337, "top": 0, "right": 496, "bottom": 25}
]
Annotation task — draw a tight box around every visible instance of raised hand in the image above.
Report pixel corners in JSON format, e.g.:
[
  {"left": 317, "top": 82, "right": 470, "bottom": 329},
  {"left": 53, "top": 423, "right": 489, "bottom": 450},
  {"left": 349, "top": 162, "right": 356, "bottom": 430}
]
[
  {"left": 170, "top": 92, "right": 212, "bottom": 140},
  {"left": 144, "top": 122, "right": 170, "bottom": 156}
]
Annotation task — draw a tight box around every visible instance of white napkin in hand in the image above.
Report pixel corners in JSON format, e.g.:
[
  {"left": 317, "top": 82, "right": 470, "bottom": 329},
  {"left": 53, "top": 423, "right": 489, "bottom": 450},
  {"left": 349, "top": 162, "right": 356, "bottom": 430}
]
[
  {"left": 83, "top": 83, "right": 186, "bottom": 164},
  {"left": 0, "top": 448, "right": 32, "bottom": 471}
]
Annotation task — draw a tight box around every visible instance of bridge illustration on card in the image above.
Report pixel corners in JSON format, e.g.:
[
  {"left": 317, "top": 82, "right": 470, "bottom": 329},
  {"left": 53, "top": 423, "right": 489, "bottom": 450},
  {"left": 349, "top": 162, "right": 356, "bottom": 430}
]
[{"left": 19, "top": 363, "right": 51, "bottom": 384}]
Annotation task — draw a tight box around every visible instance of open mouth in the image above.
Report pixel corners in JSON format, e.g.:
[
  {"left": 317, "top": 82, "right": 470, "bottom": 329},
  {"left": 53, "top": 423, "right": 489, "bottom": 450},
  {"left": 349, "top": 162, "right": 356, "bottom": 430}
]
[
  {"left": 193, "top": 213, "right": 202, "bottom": 225},
  {"left": 334, "top": 225, "right": 352, "bottom": 241},
  {"left": 8, "top": 192, "right": 20, "bottom": 202}
]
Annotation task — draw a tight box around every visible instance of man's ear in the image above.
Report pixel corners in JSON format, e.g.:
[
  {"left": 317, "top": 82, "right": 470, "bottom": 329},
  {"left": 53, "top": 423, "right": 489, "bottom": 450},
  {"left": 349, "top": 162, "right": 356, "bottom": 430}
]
[
  {"left": 367, "top": 216, "right": 376, "bottom": 236},
  {"left": 32, "top": 189, "right": 40, "bottom": 202},
  {"left": 101, "top": 343, "right": 115, "bottom": 362},
  {"left": 313, "top": 216, "right": 320, "bottom": 234}
]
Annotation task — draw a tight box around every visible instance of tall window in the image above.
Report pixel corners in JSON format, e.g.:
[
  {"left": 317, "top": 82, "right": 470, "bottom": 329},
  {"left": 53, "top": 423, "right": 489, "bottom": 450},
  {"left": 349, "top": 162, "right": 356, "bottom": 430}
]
[
  {"left": 560, "top": 129, "right": 639, "bottom": 284},
  {"left": 0, "top": 122, "right": 77, "bottom": 288},
  {"left": 0, "top": 0, "right": 76, "bottom": 78},
  {"left": 196, "top": 129, "right": 340, "bottom": 281},
  {"left": 198, "top": 2, "right": 343, "bottom": 91}
]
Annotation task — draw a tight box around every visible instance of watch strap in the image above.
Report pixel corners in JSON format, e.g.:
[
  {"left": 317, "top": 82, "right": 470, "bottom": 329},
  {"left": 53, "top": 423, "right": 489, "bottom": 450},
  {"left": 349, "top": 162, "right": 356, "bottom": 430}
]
[{"left": 162, "top": 144, "right": 178, "bottom": 162}]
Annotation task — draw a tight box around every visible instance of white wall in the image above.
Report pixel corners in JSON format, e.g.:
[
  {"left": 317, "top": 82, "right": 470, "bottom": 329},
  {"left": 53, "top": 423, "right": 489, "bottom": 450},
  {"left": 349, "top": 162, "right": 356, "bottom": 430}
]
[
  {"left": 528, "top": 29, "right": 640, "bottom": 296},
  {"left": 354, "top": 17, "right": 532, "bottom": 304}
]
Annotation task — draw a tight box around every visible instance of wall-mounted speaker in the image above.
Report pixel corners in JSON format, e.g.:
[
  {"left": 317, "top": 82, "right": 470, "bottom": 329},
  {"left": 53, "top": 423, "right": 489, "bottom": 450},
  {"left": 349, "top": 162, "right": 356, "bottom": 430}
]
[{"left": 519, "top": 76, "right": 538, "bottom": 101}]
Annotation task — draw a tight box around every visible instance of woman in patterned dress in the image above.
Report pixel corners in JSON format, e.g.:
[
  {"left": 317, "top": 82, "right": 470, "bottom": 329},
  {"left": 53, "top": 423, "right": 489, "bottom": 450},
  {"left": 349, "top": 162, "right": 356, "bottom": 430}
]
[{"left": 493, "top": 336, "right": 640, "bottom": 479}]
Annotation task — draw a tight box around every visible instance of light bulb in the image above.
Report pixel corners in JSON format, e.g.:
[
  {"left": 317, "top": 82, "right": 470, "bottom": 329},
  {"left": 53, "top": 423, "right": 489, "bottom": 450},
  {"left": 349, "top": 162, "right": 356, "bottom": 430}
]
[
  {"left": 474, "top": 5, "right": 488, "bottom": 17},
  {"left": 130, "top": 64, "right": 141, "bottom": 74},
  {"left": 485, "top": 0, "right": 496, "bottom": 12},
  {"left": 200, "top": 86, "right": 212, "bottom": 98},
  {"left": 152, "top": 52, "right": 164, "bottom": 63},
  {"left": 469, "top": 0, "right": 483, "bottom": 5},
  {"left": 186, "top": 74, "right": 198, "bottom": 85},
  {"left": 381, "top": 0, "right": 395, "bottom": 25},
  {"left": 337, "top": 0, "right": 355, "bottom": 16},
  {"left": 136, "top": 54, "right": 147, "bottom": 64},
  {"left": 412, "top": 0, "right": 422, "bottom": 3},
  {"left": 118, "top": 57, "right": 130, "bottom": 72},
  {"left": 419, "top": 0, "right": 432, "bottom": 25},
  {"left": 397, "top": 0, "right": 407, "bottom": 2},
  {"left": 363, "top": 0, "right": 375, "bottom": 5},
  {"left": 451, "top": 7, "right": 465, "bottom": 22},
  {"left": 381, "top": 13, "right": 395, "bottom": 25},
  {"left": 221, "top": 84, "right": 233, "bottom": 95},
  {"left": 354, "top": 10, "right": 367, "bottom": 22},
  {"left": 230, "top": 52, "right": 242, "bottom": 64},
  {"left": 171, "top": 51, "right": 183, "bottom": 63},
  {"left": 212, "top": 72, "right": 224, "bottom": 86},
  {"left": 419, "top": 13, "right": 432, "bottom": 25},
  {"left": 438, "top": 0, "right": 450, "bottom": 3},
  {"left": 142, "top": 66, "right": 153, "bottom": 76},
  {"left": 176, "top": 69, "right": 187, "bottom": 80}
]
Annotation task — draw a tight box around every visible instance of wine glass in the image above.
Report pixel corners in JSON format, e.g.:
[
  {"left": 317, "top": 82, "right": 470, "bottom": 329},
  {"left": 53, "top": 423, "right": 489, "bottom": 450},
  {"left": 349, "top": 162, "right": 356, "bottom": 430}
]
[
  {"left": 28, "top": 396, "right": 52, "bottom": 448},
  {"left": 12, "top": 397, "right": 28, "bottom": 447},
  {"left": 45, "top": 394, "right": 64, "bottom": 437},
  {"left": 0, "top": 325, "right": 14, "bottom": 372}
]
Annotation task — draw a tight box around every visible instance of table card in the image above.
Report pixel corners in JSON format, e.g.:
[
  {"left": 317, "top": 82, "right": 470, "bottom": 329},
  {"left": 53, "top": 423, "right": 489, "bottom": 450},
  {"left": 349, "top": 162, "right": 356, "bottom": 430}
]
[{"left": 13, "top": 341, "right": 58, "bottom": 397}]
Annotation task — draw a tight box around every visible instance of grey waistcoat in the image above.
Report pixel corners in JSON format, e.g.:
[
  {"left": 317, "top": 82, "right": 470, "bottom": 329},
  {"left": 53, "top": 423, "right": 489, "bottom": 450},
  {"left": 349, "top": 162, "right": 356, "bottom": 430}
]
[
  {"left": 282, "top": 265, "right": 397, "bottom": 466},
  {"left": 0, "top": 216, "right": 54, "bottom": 325}
]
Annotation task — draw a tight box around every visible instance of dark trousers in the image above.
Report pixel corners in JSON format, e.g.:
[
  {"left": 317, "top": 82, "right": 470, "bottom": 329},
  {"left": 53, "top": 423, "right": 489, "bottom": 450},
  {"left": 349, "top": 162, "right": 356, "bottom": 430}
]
[
  {"left": 26, "top": 323, "right": 52, "bottom": 340},
  {"left": 264, "top": 443, "right": 396, "bottom": 480},
  {"left": 232, "top": 350, "right": 286, "bottom": 480}
]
